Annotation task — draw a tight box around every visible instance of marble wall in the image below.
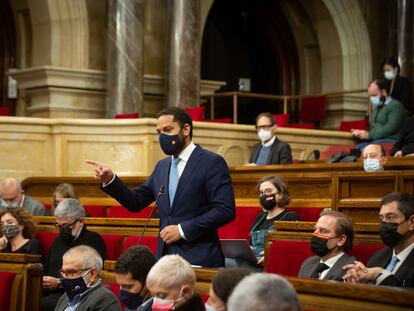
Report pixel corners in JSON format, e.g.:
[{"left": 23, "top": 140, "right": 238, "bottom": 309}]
[{"left": 0, "top": 117, "right": 354, "bottom": 181}]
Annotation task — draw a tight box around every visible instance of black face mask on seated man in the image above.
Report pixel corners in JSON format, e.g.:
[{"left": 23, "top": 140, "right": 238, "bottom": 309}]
[
  {"left": 310, "top": 233, "right": 338, "bottom": 257},
  {"left": 380, "top": 221, "right": 409, "bottom": 248}
]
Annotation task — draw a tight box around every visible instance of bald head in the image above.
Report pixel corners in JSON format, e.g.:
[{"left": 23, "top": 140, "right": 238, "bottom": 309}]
[{"left": 1, "top": 178, "right": 23, "bottom": 207}]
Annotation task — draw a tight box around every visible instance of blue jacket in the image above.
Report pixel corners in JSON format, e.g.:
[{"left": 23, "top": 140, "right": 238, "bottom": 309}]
[{"left": 102, "top": 145, "right": 236, "bottom": 267}]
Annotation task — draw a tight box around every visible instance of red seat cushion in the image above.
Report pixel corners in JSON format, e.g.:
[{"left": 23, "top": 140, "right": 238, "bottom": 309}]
[
  {"left": 108, "top": 206, "right": 153, "bottom": 218},
  {"left": 272, "top": 113, "right": 289, "bottom": 127},
  {"left": 286, "top": 123, "right": 316, "bottom": 129},
  {"left": 300, "top": 96, "right": 326, "bottom": 122},
  {"left": 0, "top": 106, "right": 11, "bottom": 116},
  {"left": 204, "top": 118, "right": 232, "bottom": 123},
  {"left": 289, "top": 207, "right": 323, "bottom": 222},
  {"left": 36, "top": 232, "right": 59, "bottom": 258},
  {"left": 265, "top": 241, "right": 313, "bottom": 276},
  {"left": 102, "top": 234, "right": 125, "bottom": 260},
  {"left": 218, "top": 206, "right": 262, "bottom": 239},
  {"left": 350, "top": 244, "right": 384, "bottom": 265},
  {"left": 0, "top": 271, "right": 17, "bottom": 311},
  {"left": 123, "top": 236, "right": 158, "bottom": 255},
  {"left": 339, "top": 119, "right": 369, "bottom": 132},
  {"left": 44, "top": 204, "right": 52, "bottom": 211},
  {"left": 185, "top": 107, "right": 205, "bottom": 121},
  {"left": 84, "top": 205, "right": 107, "bottom": 217},
  {"left": 115, "top": 112, "right": 140, "bottom": 119}
]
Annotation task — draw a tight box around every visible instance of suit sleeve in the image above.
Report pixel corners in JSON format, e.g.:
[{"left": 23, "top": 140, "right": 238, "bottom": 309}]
[
  {"left": 101, "top": 166, "right": 157, "bottom": 212},
  {"left": 179, "top": 156, "right": 236, "bottom": 242},
  {"left": 369, "top": 103, "right": 407, "bottom": 140},
  {"left": 277, "top": 143, "right": 293, "bottom": 164}
]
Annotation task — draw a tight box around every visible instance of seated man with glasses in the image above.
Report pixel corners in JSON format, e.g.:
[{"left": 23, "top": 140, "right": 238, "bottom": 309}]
[
  {"left": 42, "top": 198, "right": 106, "bottom": 311},
  {"left": 0, "top": 177, "right": 47, "bottom": 215},
  {"left": 55, "top": 245, "right": 121, "bottom": 310},
  {"left": 248, "top": 112, "right": 292, "bottom": 165}
]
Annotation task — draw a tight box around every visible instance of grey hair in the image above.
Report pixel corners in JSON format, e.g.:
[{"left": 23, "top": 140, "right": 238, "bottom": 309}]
[
  {"left": 1, "top": 178, "right": 22, "bottom": 191},
  {"left": 228, "top": 273, "right": 302, "bottom": 311},
  {"left": 63, "top": 245, "right": 103, "bottom": 273},
  {"left": 54, "top": 198, "right": 85, "bottom": 218}
]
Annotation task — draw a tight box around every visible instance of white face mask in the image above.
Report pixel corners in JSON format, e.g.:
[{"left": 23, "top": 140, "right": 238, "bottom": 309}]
[
  {"left": 258, "top": 129, "right": 272, "bottom": 142},
  {"left": 363, "top": 158, "right": 383, "bottom": 172},
  {"left": 370, "top": 96, "right": 382, "bottom": 106},
  {"left": 384, "top": 70, "right": 396, "bottom": 81}
]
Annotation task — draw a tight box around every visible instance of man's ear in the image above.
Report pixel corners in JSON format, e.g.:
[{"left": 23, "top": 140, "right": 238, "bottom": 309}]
[
  {"left": 337, "top": 234, "right": 346, "bottom": 247},
  {"left": 181, "top": 285, "right": 192, "bottom": 299},
  {"left": 182, "top": 124, "right": 191, "bottom": 137},
  {"left": 408, "top": 215, "right": 414, "bottom": 232}
]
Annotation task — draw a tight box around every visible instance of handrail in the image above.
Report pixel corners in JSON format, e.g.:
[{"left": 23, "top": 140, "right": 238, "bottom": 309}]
[{"left": 200, "top": 89, "right": 367, "bottom": 124}]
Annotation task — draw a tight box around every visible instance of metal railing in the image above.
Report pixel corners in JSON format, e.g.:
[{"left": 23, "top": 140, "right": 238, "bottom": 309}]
[{"left": 200, "top": 89, "right": 367, "bottom": 124}]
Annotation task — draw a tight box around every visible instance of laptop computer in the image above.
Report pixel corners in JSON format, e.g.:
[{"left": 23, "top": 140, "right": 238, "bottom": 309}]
[{"left": 220, "top": 239, "right": 258, "bottom": 263}]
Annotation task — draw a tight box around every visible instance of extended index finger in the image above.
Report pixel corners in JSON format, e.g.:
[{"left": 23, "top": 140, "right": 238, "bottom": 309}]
[{"left": 85, "top": 159, "right": 103, "bottom": 167}]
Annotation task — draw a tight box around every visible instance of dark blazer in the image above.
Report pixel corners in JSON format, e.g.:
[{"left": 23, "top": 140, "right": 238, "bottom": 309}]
[
  {"left": 102, "top": 145, "right": 236, "bottom": 267},
  {"left": 367, "top": 246, "right": 414, "bottom": 288},
  {"left": 55, "top": 282, "right": 121, "bottom": 311},
  {"left": 298, "top": 253, "right": 356, "bottom": 281},
  {"left": 388, "top": 75, "right": 413, "bottom": 113},
  {"left": 249, "top": 137, "right": 293, "bottom": 165}
]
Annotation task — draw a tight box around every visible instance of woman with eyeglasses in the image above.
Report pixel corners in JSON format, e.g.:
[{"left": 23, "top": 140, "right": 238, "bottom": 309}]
[{"left": 0, "top": 207, "right": 44, "bottom": 259}]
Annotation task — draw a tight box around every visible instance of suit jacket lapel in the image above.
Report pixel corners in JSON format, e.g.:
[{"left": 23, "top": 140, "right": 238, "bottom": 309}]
[
  {"left": 169, "top": 145, "right": 202, "bottom": 215},
  {"left": 324, "top": 253, "right": 350, "bottom": 280},
  {"left": 395, "top": 248, "right": 414, "bottom": 280}
]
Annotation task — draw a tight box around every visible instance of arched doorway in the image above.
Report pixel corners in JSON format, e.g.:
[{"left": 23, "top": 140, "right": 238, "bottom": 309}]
[
  {"left": 201, "top": 0, "right": 299, "bottom": 124},
  {"left": 0, "top": 0, "right": 16, "bottom": 114}
]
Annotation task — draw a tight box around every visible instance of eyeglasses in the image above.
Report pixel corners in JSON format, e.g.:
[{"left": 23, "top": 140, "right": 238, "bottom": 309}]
[
  {"left": 255, "top": 124, "right": 274, "bottom": 130},
  {"left": 59, "top": 267, "right": 92, "bottom": 278},
  {"left": 55, "top": 218, "right": 78, "bottom": 230},
  {"left": 259, "top": 188, "right": 279, "bottom": 196}
]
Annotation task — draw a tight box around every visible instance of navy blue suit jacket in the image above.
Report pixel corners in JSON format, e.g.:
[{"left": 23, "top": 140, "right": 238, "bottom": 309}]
[{"left": 102, "top": 145, "right": 236, "bottom": 267}]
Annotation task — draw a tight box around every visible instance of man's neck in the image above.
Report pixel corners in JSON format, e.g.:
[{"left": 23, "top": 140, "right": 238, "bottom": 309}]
[{"left": 321, "top": 249, "right": 343, "bottom": 262}]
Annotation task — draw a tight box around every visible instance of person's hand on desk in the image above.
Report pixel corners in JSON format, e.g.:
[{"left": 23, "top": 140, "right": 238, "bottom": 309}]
[
  {"left": 394, "top": 150, "right": 403, "bottom": 158},
  {"left": 160, "top": 225, "right": 181, "bottom": 244},
  {"left": 85, "top": 160, "right": 114, "bottom": 184}
]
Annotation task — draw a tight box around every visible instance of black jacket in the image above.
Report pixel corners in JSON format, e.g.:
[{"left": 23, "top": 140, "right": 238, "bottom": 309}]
[
  {"left": 388, "top": 75, "right": 413, "bottom": 113},
  {"left": 250, "top": 137, "right": 293, "bottom": 165},
  {"left": 391, "top": 116, "right": 414, "bottom": 155}
]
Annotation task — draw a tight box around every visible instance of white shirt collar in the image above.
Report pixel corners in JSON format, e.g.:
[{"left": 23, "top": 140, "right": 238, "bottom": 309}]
[
  {"left": 262, "top": 135, "right": 276, "bottom": 147},
  {"left": 384, "top": 96, "right": 392, "bottom": 105},
  {"left": 320, "top": 252, "right": 345, "bottom": 268},
  {"left": 393, "top": 240, "right": 414, "bottom": 263},
  {"left": 174, "top": 142, "right": 196, "bottom": 163}
]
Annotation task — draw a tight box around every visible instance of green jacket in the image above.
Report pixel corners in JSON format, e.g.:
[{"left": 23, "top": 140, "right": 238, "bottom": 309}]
[{"left": 370, "top": 98, "right": 407, "bottom": 140}]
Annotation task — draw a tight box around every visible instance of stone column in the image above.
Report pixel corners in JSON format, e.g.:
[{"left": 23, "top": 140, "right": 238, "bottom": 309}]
[
  {"left": 167, "top": 0, "right": 201, "bottom": 108},
  {"left": 106, "top": 0, "right": 144, "bottom": 117},
  {"left": 396, "top": 0, "right": 412, "bottom": 78}
]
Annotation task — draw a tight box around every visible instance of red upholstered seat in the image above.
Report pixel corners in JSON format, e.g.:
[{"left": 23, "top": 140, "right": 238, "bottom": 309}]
[
  {"left": 185, "top": 107, "right": 205, "bottom": 121},
  {"left": 289, "top": 207, "right": 323, "bottom": 222},
  {"left": 218, "top": 206, "right": 262, "bottom": 239},
  {"left": 300, "top": 96, "right": 326, "bottom": 122},
  {"left": 265, "top": 240, "right": 313, "bottom": 276},
  {"left": 44, "top": 203, "right": 52, "bottom": 211},
  {"left": 108, "top": 205, "right": 152, "bottom": 218},
  {"left": 350, "top": 244, "right": 384, "bottom": 265},
  {"left": 0, "top": 271, "right": 17, "bottom": 311},
  {"left": 339, "top": 119, "right": 369, "bottom": 132},
  {"left": 272, "top": 113, "right": 289, "bottom": 127},
  {"left": 36, "top": 232, "right": 59, "bottom": 258},
  {"left": 115, "top": 112, "right": 140, "bottom": 119},
  {"left": 0, "top": 106, "right": 11, "bottom": 116},
  {"left": 84, "top": 205, "right": 107, "bottom": 217},
  {"left": 123, "top": 236, "right": 158, "bottom": 255},
  {"left": 102, "top": 234, "right": 125, "bottom": 260},
  {"left": 204, "top": 118, "right": 232, "bottom": 123}
]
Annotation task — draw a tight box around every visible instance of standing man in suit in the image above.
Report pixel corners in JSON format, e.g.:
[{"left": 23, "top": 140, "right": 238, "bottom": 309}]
[
  {"left": 298, "top": 210, "right": 355, "bottom": 281},
  {"left": 344, "top": 193, "right": 414, "bottom": 288},
  {"left": 249, "top": 113, "right": 292, "bottom": 165},
  {"left": 87, "top": 107, "right": 235, "bottom": 267}
]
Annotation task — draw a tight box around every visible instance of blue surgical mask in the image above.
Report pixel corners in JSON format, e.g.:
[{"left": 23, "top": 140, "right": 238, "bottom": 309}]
[
  {"left": 205, "top": 303, "right": 225, "bottom": 311},
  {"left": 363, "top": 158, "right": 382, "bottom": 172},
  {"left": 119, "top": 289, "right": 143, "bottom": 309},
  {"left": 370, "top": 96, "right": 382, "bottom": 106},
  {"left": 159, "top": 132, "right": 185, "bottom": 156}
]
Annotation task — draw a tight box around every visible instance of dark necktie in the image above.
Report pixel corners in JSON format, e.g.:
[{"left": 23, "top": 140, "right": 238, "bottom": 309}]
[{"left": 310, "top": 262, "right": 329, "bottom": 279}]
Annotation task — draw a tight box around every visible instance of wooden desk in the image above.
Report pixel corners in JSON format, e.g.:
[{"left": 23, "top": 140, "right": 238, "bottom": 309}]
[{"left": 0, "top": 253, "right": 43, "bottom": 311}]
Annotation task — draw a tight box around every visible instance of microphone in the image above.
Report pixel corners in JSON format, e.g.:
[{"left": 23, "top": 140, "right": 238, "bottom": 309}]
[{"left": 137, "top": 185, "right": 164, "bottom": 246}]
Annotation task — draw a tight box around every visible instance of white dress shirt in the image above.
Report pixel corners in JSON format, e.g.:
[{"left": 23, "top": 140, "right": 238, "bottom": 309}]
[{"left": 319, "top": 252, "right": 345, "bottom": 279}]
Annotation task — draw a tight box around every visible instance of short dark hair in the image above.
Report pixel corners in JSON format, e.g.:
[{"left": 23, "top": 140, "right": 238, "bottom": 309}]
[
  {"left": 157, "top": 107, "right": 193, "bottom": 138},
  {"left": 380, "top": 192, "right": 414, "bottom": 220},
  {"left": 369, "top": 79, "right": 390, "bottom": 96},
  {"left": 257, "top": 176, "right": 291, "bottom": 207},
  {"left": 212, "top": 268, "right": 251, "bottom": 304},
  {"left": 256, "top": 112, "right": 276, "bottom": 126},
  {"left": 319, "top": 210, "right": 354, "bottom": 253},
  {"left": 115, "top": 246, "right": 157, "bottom": 285},
  {"left": 381, "top": 57, "right": 400, "bottom": 72}
]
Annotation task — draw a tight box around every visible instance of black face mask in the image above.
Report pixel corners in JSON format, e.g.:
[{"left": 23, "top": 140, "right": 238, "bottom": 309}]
[
  {"left": 59, "top": 226, "right": 75, "bottom": 243},
  {"left": 380, "top": 221, "right": 406, "bottom": 248},
  {"left": 119, "top": 289, "right": 143, "bottom": 309},
  {"left": 159, "top": 131, "right": 185, "bottom": 156},
  {"left": 260, "top": 194, "right": 277, "bottom": 211},
  {"left": 310, "top": 234, "right": 337, "bottom": 257},
  {"left": 61, "top": 272, "right": 89, "bottom": 302}
]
